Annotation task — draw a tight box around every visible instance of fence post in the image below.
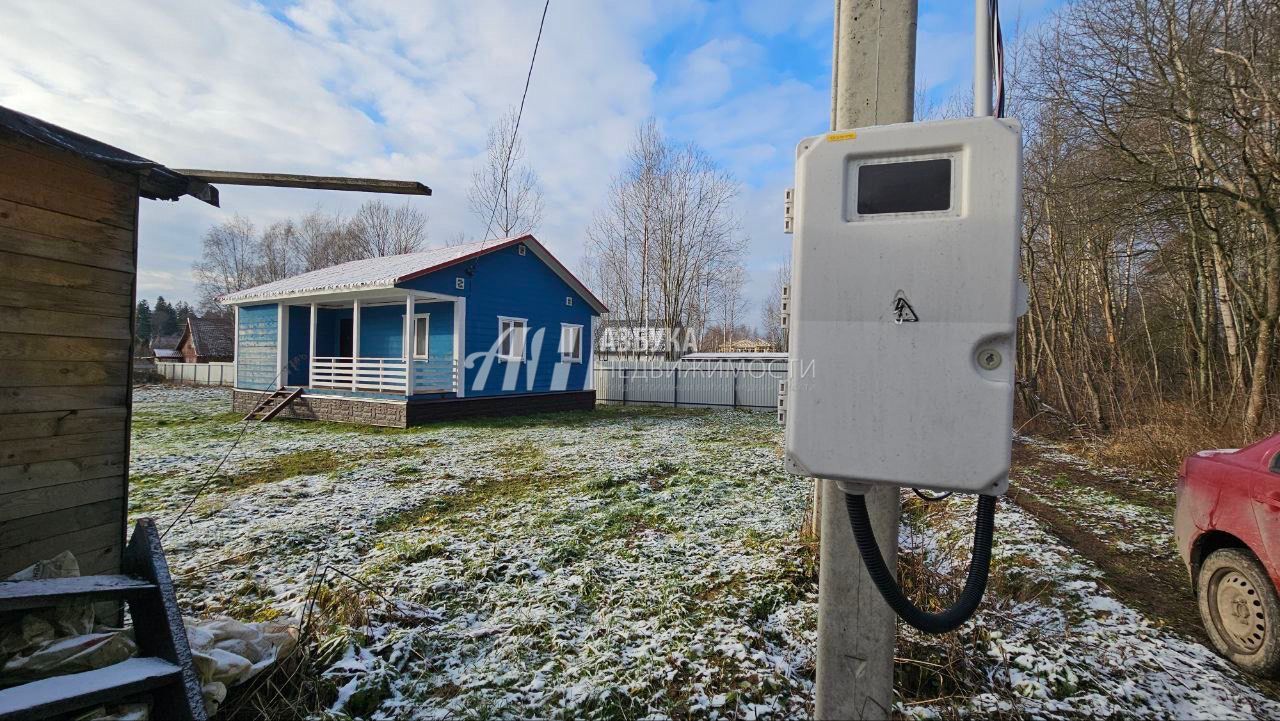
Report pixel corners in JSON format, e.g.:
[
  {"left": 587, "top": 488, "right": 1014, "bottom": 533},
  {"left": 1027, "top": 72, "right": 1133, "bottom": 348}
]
[
  {"left": 732, "top": 369, "right": 738, "bottom": 410},
  {"left": 672, "top": 365, "right": 679, "bottom": 408},
  {"left": 621, "top": 369, "right": 628, "bottom": 406}
]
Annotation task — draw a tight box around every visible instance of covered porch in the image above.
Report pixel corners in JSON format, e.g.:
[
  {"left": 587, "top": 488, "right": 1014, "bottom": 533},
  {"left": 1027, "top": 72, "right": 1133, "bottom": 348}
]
[{"left": 272, "top": 289, "right": 466, "bottom": 398}]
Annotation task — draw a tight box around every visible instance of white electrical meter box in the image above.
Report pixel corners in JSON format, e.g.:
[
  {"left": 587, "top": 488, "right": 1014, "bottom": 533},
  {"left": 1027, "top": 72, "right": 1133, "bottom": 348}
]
[{"left": 784, "top": 117, "right": 1022, "bottom": 495}]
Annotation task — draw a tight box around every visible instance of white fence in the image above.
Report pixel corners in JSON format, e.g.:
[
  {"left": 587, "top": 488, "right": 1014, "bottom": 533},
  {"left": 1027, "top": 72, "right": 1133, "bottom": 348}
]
[
  {"left": 593, "top": 361, "right": 786, "bottom": 410},
  {"left": 153, "top": 361, "right": 236, "bottom": 386}
]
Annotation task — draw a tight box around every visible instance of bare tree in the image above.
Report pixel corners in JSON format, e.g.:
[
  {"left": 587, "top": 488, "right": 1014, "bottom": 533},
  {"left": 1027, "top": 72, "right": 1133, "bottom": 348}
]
[
  {"left": 192, "top": 215, "right": 260, "bottom": 314},
  {"left": 257, "top": 220, "right": 300, "bottom": 283},
  {"left": 469, "top": 109, "right": 544, "bottom": 238},
  {"left": 444, "top": 231, "right": 473, "bottom": 248},
  {"left": 1020, "top": 0, "right": 1280, "bottom": 439},
  {"left": 349, "top": 199, "right": 428, "bottom": 256},
  {"left": 761, "top": 261, "right": 791, "bottom": 348},
  {"left": 586, "top": 119, "right": 745, "bottom": 357},
  {"left": 291, "top": 208, "right": 358, "bottom": 271},
  {"left": 709, "top": 262, "right": 750, "bottom": 350},
  {"left": 192, "top": 202, "right": 432, "bottom": 310}
]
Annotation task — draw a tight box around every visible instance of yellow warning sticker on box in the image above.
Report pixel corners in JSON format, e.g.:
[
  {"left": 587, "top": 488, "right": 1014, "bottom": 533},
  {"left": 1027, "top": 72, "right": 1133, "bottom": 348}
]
[{"left": 826, "top": 130, "right": 858, "bottom": 142}]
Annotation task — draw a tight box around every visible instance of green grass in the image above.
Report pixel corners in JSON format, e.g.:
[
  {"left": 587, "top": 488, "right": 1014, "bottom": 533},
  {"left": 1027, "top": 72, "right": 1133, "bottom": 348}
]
[{"left": 217, "top": 449, "right": 345, "bottom": 490}]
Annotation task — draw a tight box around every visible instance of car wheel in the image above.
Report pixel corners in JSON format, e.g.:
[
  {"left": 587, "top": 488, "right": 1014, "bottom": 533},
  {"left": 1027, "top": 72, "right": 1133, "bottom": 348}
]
[{"left": 1198, "top": 548, "right": 1280, "bottom": 677}]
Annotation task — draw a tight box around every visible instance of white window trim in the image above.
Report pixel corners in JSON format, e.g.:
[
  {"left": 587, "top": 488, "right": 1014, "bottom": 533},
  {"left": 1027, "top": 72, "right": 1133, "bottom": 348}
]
[
  {"left": 412, "top": 313, "right": 430, "bottom": 359},
  {"left": 497, "top": 315, "right": 528, "bottom": 362},
  {"left": 560, "top": 323, "right": 583, "bottom": 363}
]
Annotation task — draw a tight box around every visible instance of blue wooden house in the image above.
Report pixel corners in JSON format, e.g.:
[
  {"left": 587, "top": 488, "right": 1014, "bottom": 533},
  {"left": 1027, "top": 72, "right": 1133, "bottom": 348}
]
[{"left": 220, "top": 235, "right": 606, "bottom": 426}]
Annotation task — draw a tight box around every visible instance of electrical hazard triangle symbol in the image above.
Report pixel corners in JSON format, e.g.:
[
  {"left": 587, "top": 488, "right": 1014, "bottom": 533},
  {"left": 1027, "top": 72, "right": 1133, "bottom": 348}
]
[{"left": 892, "top": 291, "right": 918, "bottom": 324}]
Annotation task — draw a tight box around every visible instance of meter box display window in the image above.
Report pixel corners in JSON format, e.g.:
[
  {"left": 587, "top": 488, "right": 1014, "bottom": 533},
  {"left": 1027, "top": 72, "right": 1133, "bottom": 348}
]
[{"left": 784, "top": 117, "right": 1023, "bottom": 495}]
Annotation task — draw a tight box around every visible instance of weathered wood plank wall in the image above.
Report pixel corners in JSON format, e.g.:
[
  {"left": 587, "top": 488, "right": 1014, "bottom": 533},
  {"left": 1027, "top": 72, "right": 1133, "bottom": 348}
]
[{"left": 0, "top": 129, "right": 138, "bottom": 577}]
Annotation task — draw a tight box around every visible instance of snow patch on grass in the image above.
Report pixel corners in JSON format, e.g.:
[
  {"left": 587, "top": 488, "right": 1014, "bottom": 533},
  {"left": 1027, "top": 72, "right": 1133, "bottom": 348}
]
[{"left": 897, "top": 495, "right": 1279, "bottom": 720}]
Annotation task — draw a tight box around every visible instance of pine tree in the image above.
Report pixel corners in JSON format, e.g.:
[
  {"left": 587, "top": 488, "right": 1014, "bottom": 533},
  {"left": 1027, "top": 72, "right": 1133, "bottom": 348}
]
[
  {"left": 153, "top": 296, "right": 179, "bottom": 337},
  {"left": 134, "top": 299, "right": 152, "bottom": 344},
  {"left": 174, "top": 301, "right": 194, "bottom": 328}
]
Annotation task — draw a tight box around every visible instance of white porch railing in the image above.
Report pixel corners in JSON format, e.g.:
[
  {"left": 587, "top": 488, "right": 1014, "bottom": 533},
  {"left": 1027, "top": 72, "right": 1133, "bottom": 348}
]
[
  {"left": 310, "top": 357, "right": 457, "bottom": 394},
  {"left": 412, "top": 358, "right": 458, "bottom": 393},
  {"left": 311, "top": 357, "right": 408, "bottom": 393}
]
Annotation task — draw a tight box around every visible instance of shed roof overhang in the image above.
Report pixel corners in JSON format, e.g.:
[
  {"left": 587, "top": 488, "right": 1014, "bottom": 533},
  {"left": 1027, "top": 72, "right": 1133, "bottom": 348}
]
[{"left": 0, "top": 105, "right": 220, "bottom": 206}]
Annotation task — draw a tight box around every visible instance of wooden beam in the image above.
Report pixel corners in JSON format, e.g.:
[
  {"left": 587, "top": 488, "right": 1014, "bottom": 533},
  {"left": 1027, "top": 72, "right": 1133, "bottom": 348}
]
[{"left": 172, "top": 170, "right": 432, "bottom": 196}]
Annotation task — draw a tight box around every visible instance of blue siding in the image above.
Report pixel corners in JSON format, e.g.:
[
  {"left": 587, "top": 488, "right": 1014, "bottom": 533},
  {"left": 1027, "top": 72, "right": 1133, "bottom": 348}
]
[
  {"left": 287, "top": 305, "right": 311, "bottom": 386},
  {"left": 359, "top": 305, "right": 404, "bottom": 358},
  {"left": 397, "top": 243, "right": 596, "bottom": 396},
  {"left": 237, "top": 304, "right": 278, "bottom": 390},
  {"left": 414, "top": 301, "right": 454, "bottom": 360}
]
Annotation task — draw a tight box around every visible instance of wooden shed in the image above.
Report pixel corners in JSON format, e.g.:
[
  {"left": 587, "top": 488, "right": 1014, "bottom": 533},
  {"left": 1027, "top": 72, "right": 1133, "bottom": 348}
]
[
  {"left": 175, "top": 316, "right": 234, "bottom": 363},
  {"left": 0, "top": 106, "right": 217, "bottom": 577}
]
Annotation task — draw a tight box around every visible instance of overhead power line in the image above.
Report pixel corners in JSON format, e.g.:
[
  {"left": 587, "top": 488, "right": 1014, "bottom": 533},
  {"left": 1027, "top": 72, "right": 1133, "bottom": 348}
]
[{"left": 481, "top": 0, "right": 551, "bottom": 245}]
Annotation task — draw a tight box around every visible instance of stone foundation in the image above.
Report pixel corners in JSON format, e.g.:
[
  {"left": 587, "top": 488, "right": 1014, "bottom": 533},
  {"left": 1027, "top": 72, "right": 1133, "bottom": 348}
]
[
  {"left": 406, "top": 390, "right": 596, "bottom": 424},
  {"left": 232, "top": 389, "right": 597, "bottom": 428},
  {"left": 233, "top": 390, "right": 408, "bottom": 427}
]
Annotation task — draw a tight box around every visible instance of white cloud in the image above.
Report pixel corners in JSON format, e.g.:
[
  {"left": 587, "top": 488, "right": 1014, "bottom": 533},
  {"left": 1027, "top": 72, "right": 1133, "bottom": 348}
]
[
  {"left": 738, "top": 0, "right": 828, "bottom": 38},
  {"left": 0, "top": 0, "right": 672, "bottom": 305},
  {"left": 4, "top": 0, "right": 1030, "bottom": 328},
  {"left": 664, "top": 36, "right": 764, "bottom": 107}
]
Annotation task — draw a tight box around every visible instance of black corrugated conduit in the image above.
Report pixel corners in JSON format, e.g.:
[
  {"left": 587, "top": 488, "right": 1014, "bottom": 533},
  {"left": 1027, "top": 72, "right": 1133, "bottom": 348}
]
[{"left": 845, "top": 492, "right": 997, "bottom": 634}]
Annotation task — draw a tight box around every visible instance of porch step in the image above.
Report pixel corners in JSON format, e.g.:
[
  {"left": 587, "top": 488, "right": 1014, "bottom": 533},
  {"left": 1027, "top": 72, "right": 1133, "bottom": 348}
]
[
  {"left": 0, "top": 519, "right": 205, "bottom": 721},
  {"left": 0, "top": 575, "right": 156, "bottom": 612},
  {"left": 243, "top": 387, "right": 303, "bottom": 422},
  {"left": 0, "top": 657, "right": 182, "bottom": 721}
]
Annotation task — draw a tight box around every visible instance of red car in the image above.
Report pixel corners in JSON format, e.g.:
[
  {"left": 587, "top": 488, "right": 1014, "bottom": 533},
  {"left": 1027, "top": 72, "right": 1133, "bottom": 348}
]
[{"left": 1176, "top": 433, "right": 1280, "bottom": 676}]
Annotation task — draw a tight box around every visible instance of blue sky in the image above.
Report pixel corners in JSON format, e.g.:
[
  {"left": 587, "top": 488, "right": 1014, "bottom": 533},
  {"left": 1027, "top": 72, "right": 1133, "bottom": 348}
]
[{"left": 0, "top": 0, "right": 1064, "bottom": 323}]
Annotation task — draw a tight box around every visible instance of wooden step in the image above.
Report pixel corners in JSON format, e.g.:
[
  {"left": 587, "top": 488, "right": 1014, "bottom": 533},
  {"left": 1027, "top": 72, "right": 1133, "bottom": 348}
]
[
  {"left": 0, "top": 657, "right": 181, "bottom": 721},
  {"left": 256, "top": 387, "right": 302, "bottom": 422},
  {"left": 0, "top": 575, "right": 157, "bottom": 612},
  {"left": 243, "top": 387, "right": 301, "bottom": 421}
]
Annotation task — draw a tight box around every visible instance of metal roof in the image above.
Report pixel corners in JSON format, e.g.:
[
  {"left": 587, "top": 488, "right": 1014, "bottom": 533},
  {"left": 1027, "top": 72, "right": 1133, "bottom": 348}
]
[
  {"left": 219, "top": 234, "right": 608, "bottom": 313},
  {"left": 0, "top": 105, "right": 219, "bottom": 206}
]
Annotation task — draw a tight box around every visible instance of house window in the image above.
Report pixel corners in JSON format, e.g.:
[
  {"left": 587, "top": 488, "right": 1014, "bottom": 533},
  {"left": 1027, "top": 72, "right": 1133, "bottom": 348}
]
[
  {"left": 413, "top": 314, "right": 430, "bottom": 359},
  {"left": 565, "top": 296, "right": 573, "bottom": 307},
  {"left": 456, "top": 277, "right": 466, "bottom": 290},
  {"left": 498, "top": 316, "right": 527, "bottom": 361},
  {"left": 518, "top": 244, "right": 527, "bottom": 256},
  {"left": 560, "top": 323, "right": 583, "bottom": 363}
]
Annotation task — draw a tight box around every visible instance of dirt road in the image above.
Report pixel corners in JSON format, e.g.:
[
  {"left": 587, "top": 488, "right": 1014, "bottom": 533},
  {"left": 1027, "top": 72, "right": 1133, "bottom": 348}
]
[{"left": 1009, "top": 437, "right": 1280, "bottom": 699}]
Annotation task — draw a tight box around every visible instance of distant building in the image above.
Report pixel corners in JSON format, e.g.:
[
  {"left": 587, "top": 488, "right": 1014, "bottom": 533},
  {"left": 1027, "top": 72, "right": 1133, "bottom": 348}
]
[
  {"left": 716, "top": 338, "right": 778, "bottom": 353},
  {"left": 595, "top": 319, "right": 701, "bottom": 361},
  {"left": 174, "top": 316, "right": 233, "bottom": 363},
  {"left": 150, "top": 333, "right": 183, "bottom": 361}
]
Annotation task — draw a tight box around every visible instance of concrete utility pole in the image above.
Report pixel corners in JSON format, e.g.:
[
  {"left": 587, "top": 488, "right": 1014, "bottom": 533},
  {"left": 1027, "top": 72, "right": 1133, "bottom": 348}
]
[
  {"left": 815, "top": 1, "right": 916, "bottom": 719},
  {"left": 973, "top": 0, "right": 992, "bottom": 117}
]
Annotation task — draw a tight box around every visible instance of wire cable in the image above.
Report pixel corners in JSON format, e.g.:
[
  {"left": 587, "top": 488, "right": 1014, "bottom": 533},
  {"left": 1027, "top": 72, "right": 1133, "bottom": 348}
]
[
  {"left": 989, "top": 0, "right": 1005, "bottom": 118},
  {"left": 161, "top": 367, "right": 285, "bottom": 540},
  {"left": 846, "top": 492, "right": 997, "bottom": 634},
  {"left": 911, "top": 488, "right": 953, "bottom": 502},
  {"left": 480, "top": 0, "right": 551, "bottom": 245}
]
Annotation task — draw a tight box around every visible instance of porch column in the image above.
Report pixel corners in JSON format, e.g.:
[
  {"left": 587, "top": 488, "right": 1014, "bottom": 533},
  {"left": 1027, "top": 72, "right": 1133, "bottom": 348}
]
[
  {"left": 352, "top": 298, "right": 361, "bottom": 391},
  {"left": 308, "top": 302, "right": 318, "bottom": 388},
  {"left": 404, "top": 293, "right": 414, "bottom": 395},
  {"left": 453, "top": 297, "right": 465, "bottom": 397},
  {"left": 232, "top": 305, "right": 240, "bottom": 386},
  {"left": 276, "top": 303, "right": 288, "bottom": 389}
]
